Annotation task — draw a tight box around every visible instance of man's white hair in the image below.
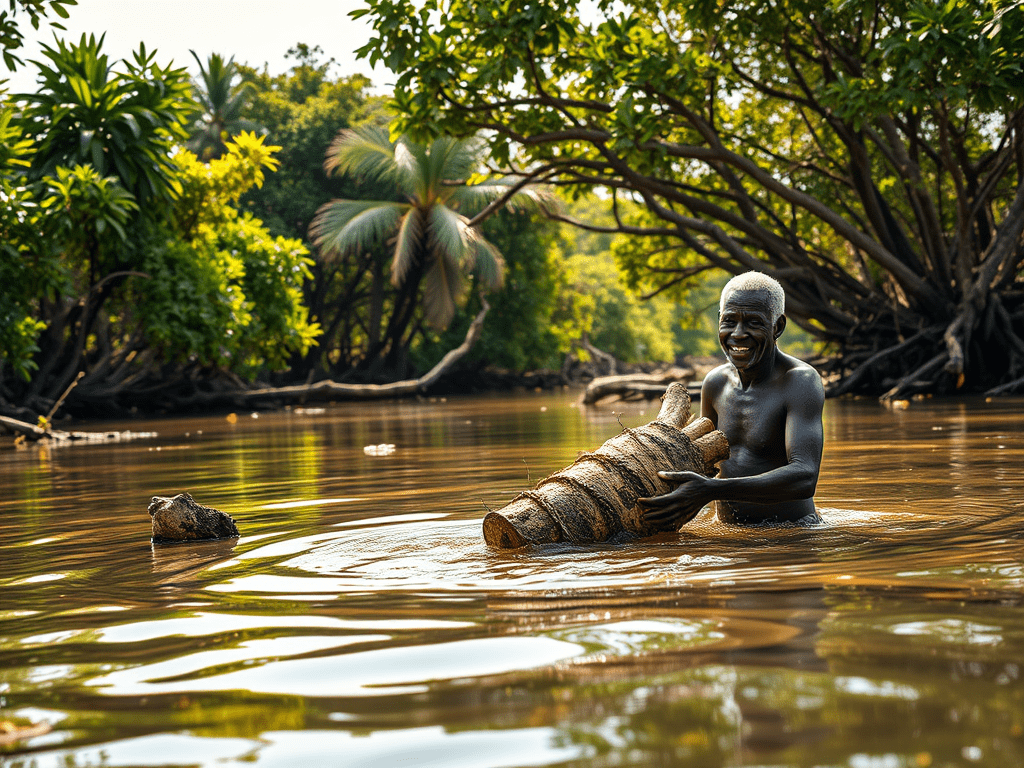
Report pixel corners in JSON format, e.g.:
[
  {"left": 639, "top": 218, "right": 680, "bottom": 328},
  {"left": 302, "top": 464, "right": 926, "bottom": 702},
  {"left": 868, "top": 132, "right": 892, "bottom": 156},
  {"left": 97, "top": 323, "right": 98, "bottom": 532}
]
[{"left": 720, "top": 272, "right": 786, "bottom": 323}]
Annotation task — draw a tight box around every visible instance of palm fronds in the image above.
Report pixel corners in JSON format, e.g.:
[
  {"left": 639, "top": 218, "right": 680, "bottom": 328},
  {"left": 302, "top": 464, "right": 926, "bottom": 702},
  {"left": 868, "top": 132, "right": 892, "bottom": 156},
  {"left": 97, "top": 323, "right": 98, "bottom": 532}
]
[
  {"left": 311, "top": 126, "right": 549, "bottom": 330},
  {"left": 310, "top": 199, "right": 409, "bottom": 257}
]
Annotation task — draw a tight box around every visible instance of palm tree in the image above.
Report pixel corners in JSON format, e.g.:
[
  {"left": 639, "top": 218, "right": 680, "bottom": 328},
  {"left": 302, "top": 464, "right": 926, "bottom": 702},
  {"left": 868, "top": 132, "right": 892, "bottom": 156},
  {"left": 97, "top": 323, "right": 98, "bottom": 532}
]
[
  {"left": 310, "top": 125, "right": 552, "bottom": 366},
  {"left": 187, "top": 51, "right": 260, "bottom": 161}
]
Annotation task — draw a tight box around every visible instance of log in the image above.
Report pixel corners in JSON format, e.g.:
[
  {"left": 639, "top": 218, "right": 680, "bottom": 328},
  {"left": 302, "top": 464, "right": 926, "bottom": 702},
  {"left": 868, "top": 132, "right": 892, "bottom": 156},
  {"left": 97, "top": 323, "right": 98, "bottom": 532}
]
[
  {"left": 483, "top": 382, "right": 729, "bottom": 548},
  {"left": 581, "top": 368, "right": 694, "bottom": 404},
  {"left": 178, "top": 295, "right": 491, "bottom": 407}
]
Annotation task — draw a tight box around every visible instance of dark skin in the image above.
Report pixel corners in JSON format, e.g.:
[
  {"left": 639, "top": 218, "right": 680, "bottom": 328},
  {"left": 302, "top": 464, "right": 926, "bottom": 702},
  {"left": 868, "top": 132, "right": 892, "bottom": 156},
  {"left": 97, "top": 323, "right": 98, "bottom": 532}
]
[{"left": 639, "top": 288, "right": 825, "bottom": 527}]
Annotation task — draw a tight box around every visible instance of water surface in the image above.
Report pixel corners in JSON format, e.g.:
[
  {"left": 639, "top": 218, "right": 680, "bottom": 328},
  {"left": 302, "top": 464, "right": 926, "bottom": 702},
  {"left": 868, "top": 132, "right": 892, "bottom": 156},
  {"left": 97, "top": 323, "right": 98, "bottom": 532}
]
[{"left": 2, "top": 392, "right": 1023, "bottom": 767}]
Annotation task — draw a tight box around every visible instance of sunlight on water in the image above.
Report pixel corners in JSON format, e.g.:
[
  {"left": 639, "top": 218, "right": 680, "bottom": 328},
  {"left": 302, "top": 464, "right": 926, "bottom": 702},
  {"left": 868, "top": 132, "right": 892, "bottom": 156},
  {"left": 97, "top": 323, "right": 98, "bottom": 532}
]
[
  {"left": 87, "top": 635, "right": 586, "bottom": 698},
  {"left": 2, "top": 393, "right": 1024, "bottom": 767},
  {"left": 17, "top": 726, "right": 585, "bottom": 768}
]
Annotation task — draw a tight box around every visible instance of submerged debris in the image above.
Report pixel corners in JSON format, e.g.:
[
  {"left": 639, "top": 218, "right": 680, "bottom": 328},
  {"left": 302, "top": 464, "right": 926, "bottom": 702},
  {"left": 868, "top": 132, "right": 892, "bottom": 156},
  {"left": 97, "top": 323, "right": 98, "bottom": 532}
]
[{"left": 149, "top": 492, "right": 240, "bottom": 543}]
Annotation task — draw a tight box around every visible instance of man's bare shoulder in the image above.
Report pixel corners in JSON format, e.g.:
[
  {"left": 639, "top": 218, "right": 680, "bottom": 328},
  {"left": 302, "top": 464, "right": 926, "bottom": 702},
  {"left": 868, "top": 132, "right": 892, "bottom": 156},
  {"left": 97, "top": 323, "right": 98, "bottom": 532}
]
[
  {"left": 701, "top": 363, "right": 734, "bottom": 396},
  {"left": 778, "top": 354, "right": 825, "bottom": 403}
]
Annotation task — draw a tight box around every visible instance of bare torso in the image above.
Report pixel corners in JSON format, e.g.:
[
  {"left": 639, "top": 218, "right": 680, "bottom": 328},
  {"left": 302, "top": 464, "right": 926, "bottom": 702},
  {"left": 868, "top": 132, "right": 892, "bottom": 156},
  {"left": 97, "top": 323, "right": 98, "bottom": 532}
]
[
  {"left": 639, "top": 287, "right": 825, "bottom": 531},
  {"left": 703, "top": 353, "right": 821, "bottom": 524}
]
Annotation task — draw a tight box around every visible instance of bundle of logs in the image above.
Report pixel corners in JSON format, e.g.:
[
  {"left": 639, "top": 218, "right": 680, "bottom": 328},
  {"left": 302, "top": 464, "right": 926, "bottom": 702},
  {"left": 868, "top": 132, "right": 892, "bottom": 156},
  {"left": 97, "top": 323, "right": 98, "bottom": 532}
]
[{"left": 483, "top": 382, "right": 729, "bottom": 548}]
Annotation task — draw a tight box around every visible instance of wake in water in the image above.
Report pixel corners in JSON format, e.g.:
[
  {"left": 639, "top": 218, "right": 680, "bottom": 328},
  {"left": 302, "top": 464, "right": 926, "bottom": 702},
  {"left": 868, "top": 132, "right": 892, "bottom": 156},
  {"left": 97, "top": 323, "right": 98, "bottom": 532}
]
[{"left": 200, "top": 505, "right": 1024, "bottom": 598}]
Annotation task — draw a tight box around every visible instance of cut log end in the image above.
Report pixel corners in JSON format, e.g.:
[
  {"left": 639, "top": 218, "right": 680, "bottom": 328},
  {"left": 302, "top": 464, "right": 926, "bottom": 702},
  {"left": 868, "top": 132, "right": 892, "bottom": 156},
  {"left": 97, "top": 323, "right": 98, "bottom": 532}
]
[
  {"left": 483, "top": 494, "right": 564, "bottom": 548},
  {"left": 483, "top": 512, "right": 529, "bottom": 549}
]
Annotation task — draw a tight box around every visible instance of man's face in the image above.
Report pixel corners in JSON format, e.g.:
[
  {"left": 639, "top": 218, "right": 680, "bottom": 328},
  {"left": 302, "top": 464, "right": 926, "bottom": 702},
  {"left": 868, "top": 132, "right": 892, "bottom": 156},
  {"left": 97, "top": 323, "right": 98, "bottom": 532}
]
[{"left": 719, "top": 290, "right": 779, "bottom": 370}]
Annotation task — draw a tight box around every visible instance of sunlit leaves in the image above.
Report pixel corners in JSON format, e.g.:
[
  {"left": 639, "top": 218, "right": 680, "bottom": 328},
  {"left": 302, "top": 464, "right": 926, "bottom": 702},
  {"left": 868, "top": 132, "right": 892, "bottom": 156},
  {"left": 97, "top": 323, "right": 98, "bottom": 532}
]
[
  {"left": 139, "top": 134, "right": 320, "bottom": 373},
  {"left": 44, "top": 164, "right": 138, "bottom": 252},
  {"left": 173, "top": 130, "right": 284, "bottom": 237},
  {"left": 16, "top": 34, "right": 193, "bottom": 204}
]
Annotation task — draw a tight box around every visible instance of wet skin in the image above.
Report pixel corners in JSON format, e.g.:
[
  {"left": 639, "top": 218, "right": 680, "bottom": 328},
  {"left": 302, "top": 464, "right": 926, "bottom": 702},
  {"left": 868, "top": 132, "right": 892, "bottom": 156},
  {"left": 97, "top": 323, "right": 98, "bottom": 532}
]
[{"left": 640, "top": 289, "right": 825, "bottom": 527}]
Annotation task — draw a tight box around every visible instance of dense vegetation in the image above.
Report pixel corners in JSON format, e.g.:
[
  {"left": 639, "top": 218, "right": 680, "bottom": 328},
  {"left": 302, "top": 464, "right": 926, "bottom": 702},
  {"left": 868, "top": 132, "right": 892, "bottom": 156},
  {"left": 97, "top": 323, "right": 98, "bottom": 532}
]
[
  {"left": 10, "top": 0, "right": 1011, "bottom": 420},
  {"left": 0, "top": 15, "right": 697, "bottom": 421},
  {"left": 357, "top": 0, "right": 1024, "bottom": 398},
  {"left": 1, "top": 33, "right": 317, "bottom": 418}
]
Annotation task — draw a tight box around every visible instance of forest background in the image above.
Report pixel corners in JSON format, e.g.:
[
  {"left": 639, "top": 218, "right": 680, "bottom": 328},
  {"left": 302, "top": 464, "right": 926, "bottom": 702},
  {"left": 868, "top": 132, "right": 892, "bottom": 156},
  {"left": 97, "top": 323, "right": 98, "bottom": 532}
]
[
  {"left": 0, "top": 1, "right": 740, "bottom": 422},
  {"left": 1, "top": 0, "right": 1021, "bottom": 423}
]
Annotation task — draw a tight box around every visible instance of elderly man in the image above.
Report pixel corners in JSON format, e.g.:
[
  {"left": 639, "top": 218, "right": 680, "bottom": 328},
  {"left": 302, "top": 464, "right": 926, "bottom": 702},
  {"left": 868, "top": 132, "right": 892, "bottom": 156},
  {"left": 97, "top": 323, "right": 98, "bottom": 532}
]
[{"left": 640, "top": 272, "right": 825, "bottom": 527}]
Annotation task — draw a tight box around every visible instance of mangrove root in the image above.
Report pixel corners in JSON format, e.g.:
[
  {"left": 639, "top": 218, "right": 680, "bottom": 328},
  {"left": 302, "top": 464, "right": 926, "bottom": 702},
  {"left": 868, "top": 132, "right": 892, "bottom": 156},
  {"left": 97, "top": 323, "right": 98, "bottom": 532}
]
[{"left": 482, "top": 382, "right": 729, "bottom": 549}]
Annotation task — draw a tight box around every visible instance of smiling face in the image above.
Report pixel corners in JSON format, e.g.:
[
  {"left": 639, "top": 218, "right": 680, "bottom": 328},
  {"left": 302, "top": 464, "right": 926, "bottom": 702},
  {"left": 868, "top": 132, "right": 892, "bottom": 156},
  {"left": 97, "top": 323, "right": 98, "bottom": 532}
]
[{"left": 718, "top": 289, "right": 784, "bottom": 372}]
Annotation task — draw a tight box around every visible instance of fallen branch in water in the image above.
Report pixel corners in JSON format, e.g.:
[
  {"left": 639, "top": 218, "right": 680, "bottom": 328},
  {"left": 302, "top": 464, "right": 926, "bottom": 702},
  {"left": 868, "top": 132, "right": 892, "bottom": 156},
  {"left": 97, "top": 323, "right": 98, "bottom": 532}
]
[
  {"left": 0, "top": 413, "right": 157, "bottom": 444},
  {"left": 7, "top": 290, "right": 505, "bottom": 420},
  {"left": 0, "top": 414, "right": 49, "bottom": 440}
]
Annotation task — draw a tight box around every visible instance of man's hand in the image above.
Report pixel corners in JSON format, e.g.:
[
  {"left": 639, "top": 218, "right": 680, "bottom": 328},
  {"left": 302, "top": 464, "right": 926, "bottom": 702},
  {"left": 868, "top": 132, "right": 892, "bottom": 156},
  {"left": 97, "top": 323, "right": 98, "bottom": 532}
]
[{"left": 637, "top": 471, "right": 712, "bottom": 530}]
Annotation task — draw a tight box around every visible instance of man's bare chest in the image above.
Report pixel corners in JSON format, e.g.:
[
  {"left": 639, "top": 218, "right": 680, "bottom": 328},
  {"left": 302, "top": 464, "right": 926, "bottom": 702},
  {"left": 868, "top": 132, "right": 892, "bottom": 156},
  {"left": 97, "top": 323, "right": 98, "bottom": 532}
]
[{"left": 714, "top": 389, "right": 788, "bottom": 458}]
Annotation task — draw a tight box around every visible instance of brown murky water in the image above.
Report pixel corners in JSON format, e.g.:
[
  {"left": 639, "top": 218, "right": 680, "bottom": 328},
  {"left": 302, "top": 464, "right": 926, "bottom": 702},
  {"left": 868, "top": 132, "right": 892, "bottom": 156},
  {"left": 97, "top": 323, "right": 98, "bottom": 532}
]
[{"left": 1, "top": 392, "right": 1023, "bottom": 767}]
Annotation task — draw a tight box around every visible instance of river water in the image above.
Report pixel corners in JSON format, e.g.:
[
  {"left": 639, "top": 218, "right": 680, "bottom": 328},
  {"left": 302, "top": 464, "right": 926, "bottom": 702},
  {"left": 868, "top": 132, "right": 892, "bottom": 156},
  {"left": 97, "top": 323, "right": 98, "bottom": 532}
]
[{"left": 1, "top": 391, "right": 1023, "bottom": 767}]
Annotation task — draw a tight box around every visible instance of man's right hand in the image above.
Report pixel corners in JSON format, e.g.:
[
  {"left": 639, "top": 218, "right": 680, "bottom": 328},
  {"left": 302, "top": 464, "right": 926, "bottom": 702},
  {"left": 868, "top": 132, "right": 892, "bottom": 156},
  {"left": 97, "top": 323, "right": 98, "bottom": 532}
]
[{"left": 637, "top": 471, "right": 712, "bottom": 530}]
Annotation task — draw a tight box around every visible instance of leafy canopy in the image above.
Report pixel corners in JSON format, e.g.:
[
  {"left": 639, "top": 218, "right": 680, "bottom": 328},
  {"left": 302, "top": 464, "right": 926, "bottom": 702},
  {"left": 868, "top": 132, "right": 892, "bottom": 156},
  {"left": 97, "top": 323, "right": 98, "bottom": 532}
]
[{"left": 355, "top": 0, "right": 1024, "bottom": 395}]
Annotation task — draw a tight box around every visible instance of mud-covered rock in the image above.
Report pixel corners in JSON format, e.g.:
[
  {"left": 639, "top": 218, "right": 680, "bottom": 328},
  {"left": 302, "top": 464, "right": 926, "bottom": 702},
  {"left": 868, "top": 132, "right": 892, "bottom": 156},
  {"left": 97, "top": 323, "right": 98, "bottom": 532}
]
[{"left": 148, "top": 492, "right": 239, "bottom": 543}]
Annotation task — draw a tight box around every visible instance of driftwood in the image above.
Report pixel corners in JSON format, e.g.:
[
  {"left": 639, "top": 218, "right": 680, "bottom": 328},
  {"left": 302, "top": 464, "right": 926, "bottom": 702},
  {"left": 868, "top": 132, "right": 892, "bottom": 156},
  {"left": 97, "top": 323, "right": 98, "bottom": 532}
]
[
  {"left": 0, "top": 413, "right": 157, "bottom": 444},
  {"left": 582, "top": 368, "right": 695, "bottom": 404},
  {"left": 483, "top": 382, "right": 729, "bottom": 548},
  {"left": 187, "top": 296, "right": 491, "bottom": 406}
]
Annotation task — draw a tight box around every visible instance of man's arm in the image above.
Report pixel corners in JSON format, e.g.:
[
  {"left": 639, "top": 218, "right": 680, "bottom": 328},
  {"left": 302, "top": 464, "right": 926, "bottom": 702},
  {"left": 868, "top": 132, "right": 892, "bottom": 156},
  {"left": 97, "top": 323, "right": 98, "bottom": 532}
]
[{"left": 640, "top": 366, "right": 824, "bottom": 527}]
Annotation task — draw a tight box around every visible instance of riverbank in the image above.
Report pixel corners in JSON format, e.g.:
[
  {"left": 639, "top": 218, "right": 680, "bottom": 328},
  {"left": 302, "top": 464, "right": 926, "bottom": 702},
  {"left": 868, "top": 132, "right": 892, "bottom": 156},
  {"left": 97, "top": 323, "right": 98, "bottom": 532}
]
[{"left": 0, "top": 355, "right": 726, "bottom": 431}]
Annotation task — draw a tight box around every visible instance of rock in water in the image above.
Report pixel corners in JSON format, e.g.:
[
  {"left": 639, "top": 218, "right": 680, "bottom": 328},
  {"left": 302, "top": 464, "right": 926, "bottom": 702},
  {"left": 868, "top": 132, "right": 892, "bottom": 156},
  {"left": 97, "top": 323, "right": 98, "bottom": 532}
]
[
  {"left": 482, "top": 382, "right": 729, "bottom": 548},
  {"left": 149, "top": 492, "right": 239, "bottom": 543}
]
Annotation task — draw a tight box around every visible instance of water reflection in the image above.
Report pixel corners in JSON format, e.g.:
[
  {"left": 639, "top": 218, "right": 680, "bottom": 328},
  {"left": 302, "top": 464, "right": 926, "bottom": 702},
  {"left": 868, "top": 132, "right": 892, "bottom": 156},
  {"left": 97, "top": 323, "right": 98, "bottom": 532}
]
[{"left": 1, "top": 393, "right": 1023, "bottom": 766}]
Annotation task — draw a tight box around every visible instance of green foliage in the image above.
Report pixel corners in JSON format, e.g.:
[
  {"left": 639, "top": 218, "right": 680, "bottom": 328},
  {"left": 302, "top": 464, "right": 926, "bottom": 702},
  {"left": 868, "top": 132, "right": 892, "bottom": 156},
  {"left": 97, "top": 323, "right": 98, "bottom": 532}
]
[
  {"left": 419, "top": 197, "right": 715, "bottom": 373},
  {"left": 311, "top": 125, "right": 552, "bottom": 331},
  {"left": 553, "top": 200, "right": 691, "bottom": 363},
  {"left": 44, "top": 164, "right": 138, "bottom": 261},
  {"left": 416, "top": 210, "right": 566, "bottom": 371},
  {"left": 136, "top": 216, "right": 318, "bottom": 374},
  {"left": 135, "top": 135, "right": 319, "bottom": 373},
  {"left": 0, "top": 0, "right": 75, "bottom": 70},
  {"left": 0, "top": 102, "right": 58, "bottom": 380},
  {"left": 0, "top": 217, "right": 48, "bottom": 380},
  {"left": 356, "top": 0, "right": 1024, "bottom": 395},
  {"left": 16, "top": 34, "right": 193, "bottom": 204},
  {"left": 238, "top": 45, "right": 381, "bottom": 241},
  {"left": 173, "top": 130, "right": 281, "bottom": 237},
  {"left": 187, "top": 51, "right": 261, "bottom": 161}
]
